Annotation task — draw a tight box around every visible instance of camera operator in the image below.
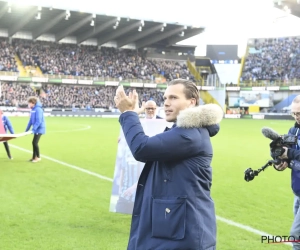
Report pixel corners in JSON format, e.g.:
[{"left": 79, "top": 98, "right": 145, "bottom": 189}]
[{"left": 275, "top": 95, "right": 300, "bottom": 250}]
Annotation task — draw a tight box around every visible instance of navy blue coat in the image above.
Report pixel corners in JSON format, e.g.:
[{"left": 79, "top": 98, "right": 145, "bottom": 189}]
[
  {"left": 25, "top": 102, "right": 46, "bottom": 134},
  {"left": 119, "top": 104, "right": 223, "bottom": 250}
]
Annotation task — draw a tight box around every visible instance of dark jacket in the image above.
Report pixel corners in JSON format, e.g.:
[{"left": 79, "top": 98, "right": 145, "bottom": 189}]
[
  {"left": 25, "top": 102, "right": 46, "bottom": 134},
  {"left": 286, "top": 124, "right": 300, "bottom": 195},
  {"left": 119, "top": 104, "right": 223, "bottom": 250},
  {"left": 1, "top": 115, "right": 14, "bottom": 134}
]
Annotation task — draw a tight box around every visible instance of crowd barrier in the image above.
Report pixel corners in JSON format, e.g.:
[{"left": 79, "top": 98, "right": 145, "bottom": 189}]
[
  {"left": 1, "top": 105, "right": 295, "bottom": 120},
  {"left": 225, "top": 113, "right": 294, "bottom": 120},
  {"left": 2, "top": 111, "right": 122, "bottom": 118}
]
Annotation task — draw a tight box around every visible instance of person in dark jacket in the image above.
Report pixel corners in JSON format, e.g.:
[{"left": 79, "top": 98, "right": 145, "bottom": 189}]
[
  {"left": 114, "top": 79, "right": 223, "bottom": 250},
  {"left": 276, "top": 95, "right": 300, "bottom": 250},
  {"left": 0, "top": 109, "right": 14, "bottom": 159},
  {"left": 134, "top": 100, "right": 162, "bottom": 119},
  {"left": 25, "top": 97, "right": 46, "bottom": 163},
  {"left": 144, "top": 100, "right": 162, "bottom": 119}
]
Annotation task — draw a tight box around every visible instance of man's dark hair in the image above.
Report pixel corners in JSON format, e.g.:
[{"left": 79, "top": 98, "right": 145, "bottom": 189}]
[{"left": 168, "top": 79, "right": 200, "bottom": 106}]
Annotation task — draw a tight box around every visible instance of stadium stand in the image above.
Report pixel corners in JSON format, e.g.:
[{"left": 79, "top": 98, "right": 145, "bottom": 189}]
[{"left": 0, "top": 4, "right": 211, "bottom": 110}]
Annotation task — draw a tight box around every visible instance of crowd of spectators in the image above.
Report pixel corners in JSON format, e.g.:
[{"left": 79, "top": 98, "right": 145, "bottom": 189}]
[
  {"left": 8, "top": 38, "right": 192, "bottom": 82},
  {"left": 241, "top": 36, "right": 300, "bottom": 82},
  {"left": 0, "top": 82, "right": 35, "bottom": 107},
  {"left": 0, "top": 82, "right": 164, "bottom": 109},
  {"left": 4, "top": 36, "right": 300, "bottom": 85}
]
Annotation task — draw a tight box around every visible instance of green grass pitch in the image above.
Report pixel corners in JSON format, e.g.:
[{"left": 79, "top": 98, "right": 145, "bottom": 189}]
[{"left": 0, "top": 117, "right": 296, "bottom": 249}]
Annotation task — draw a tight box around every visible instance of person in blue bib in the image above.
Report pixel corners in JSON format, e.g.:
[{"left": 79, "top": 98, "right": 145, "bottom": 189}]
[
  {"left": 25, "top": 96, "right": 46, "bottom": 163},
  {"left": 0, "top": 109, "right": 14, "bottom": 159}
]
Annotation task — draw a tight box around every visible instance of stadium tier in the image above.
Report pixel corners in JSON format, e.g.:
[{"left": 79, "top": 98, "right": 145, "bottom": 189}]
[
  {"left": 240, "top": 36, "right": 300, "bottom": 86},
  {"left": 15, "top": 39, "right": 193, "bottom": 81},
  {"left": 0, "top": 37, "right": 194, "bottom": 83}
]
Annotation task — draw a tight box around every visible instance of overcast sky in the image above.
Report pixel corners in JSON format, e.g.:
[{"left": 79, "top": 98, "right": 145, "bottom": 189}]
[{"left": 6, "top": 0, "right": 300, "bottom": 56}]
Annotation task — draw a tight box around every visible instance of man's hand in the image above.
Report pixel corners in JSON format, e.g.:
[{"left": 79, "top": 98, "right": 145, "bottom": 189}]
[
  {"left": 274, "top": 161, "right": 289, "bottom": 171},
  {"left": 114, "top": 85, "right": 138, "bottom": 113},
  {"left": 279, "top": 146, "right": 289, "bottom": 159}
]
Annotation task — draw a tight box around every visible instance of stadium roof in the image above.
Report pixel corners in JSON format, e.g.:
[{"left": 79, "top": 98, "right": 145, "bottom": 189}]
[
  {"left": 0, "top": 0, "right": 204, "bottom": 49},
  {"left": 273, "top": 0, "right": 300, "bottom": 18}
]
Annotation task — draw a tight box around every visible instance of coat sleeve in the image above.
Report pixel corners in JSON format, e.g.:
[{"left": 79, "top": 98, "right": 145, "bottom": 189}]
[
  {"left": 32, "top": 108, "right": 43, "bottom": 133},
  {"left": 4, "top": 116, "right": 14, "bottom": 134},
  {"left": 119, "top": 111, "right": 202, "bottom": 162},
  {"left": 25, "top": 114, "right": 32, "bottom": 132},
  {"left": 288, "top": 148, "right": 300, "bottom": 161}
]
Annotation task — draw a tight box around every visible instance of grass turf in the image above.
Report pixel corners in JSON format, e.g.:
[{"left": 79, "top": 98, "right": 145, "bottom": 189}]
[{"left": 0, "top": 117, "right": 295, "bottom": 249}]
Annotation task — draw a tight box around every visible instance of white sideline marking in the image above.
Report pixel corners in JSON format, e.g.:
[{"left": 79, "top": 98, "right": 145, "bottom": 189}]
[
  {"left": 9, "top": 145, "right": 113, "bottom": 182},
  {"left": 216, "top": 216, "right": 292, "bottom": 246},
  {"left": 9, "top": 144, "right": 292, "bottom": 246}
]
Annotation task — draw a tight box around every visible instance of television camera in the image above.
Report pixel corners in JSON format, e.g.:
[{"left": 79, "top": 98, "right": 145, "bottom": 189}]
[{"left": 244, "top": 128, "right": 297, "bottom": 182}]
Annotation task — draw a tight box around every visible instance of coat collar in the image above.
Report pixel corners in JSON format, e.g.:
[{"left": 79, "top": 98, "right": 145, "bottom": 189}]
[{"left": 176, "top": 104, "right": 223, "bottom": 129}]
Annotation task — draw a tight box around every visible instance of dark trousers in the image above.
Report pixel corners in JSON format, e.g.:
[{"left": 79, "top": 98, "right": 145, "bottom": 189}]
[
  {"left": 3, "top": 142, "right": 11, "bottom": 158},
  {"left": 32, "top": 134, "right": 42, "bottom": 159}
]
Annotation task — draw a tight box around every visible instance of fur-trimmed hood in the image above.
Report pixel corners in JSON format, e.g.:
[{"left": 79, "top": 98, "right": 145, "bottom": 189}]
[{"left": 176, "top": 104, "right": 224, "bottom": 137}]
